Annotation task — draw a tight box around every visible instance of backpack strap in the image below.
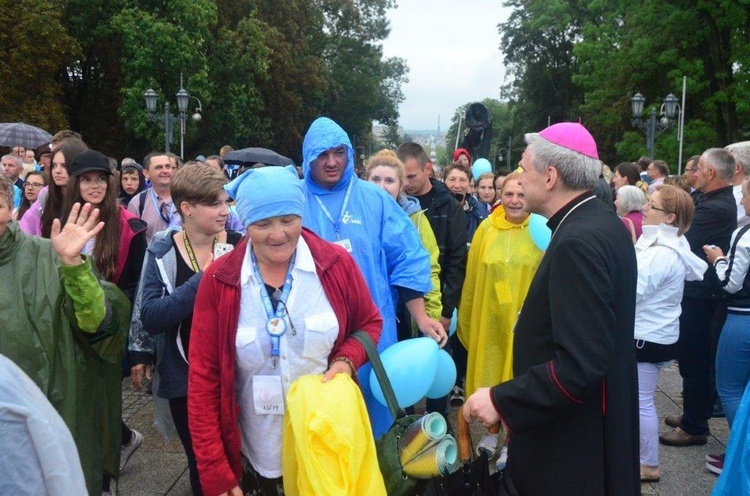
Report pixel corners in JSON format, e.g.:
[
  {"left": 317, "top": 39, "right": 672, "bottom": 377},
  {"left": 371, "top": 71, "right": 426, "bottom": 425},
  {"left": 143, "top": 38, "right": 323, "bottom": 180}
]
[
  {"left": 351, "top": 330, "right": 404, "bottom": 420},
  {"left": 138, "top": 190, "right": 147, "bottom": 217}
]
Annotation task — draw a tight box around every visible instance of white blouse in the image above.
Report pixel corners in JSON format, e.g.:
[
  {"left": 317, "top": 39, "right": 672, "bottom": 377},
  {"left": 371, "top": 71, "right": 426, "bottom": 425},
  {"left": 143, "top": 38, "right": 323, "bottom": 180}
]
[{"left": 235, "top": 235, "right": 339, "bottom": 478}]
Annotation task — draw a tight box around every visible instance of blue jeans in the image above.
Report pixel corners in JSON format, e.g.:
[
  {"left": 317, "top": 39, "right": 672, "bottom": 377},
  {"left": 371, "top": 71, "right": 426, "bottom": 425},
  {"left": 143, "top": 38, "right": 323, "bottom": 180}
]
[{"left": 716, "top": 312, "right": 750, "bottom": 428}]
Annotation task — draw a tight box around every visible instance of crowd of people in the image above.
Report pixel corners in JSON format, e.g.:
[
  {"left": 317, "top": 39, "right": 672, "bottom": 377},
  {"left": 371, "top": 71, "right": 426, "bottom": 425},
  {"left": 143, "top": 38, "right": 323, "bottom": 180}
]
[{"left": 2, "top": 121, "right": 749, "bottom": 496}]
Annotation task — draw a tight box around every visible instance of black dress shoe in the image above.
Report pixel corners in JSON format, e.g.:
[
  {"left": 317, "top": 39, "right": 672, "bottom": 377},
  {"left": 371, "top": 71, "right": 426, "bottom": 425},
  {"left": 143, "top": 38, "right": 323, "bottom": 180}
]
[
  {"left": 665, "top": 415, "right": 682, "bottom": 428},
  {"left": 659, "top": 427, "right": 707, "bottom": 446}
]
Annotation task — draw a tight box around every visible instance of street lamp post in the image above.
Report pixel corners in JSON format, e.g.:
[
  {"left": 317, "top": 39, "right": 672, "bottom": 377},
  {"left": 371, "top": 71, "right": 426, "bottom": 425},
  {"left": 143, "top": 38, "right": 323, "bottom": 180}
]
[
  {"left": 144, "top": 77, "right": 202, "bottom": 158},
  {"left": 630, "top": 92, "right": 679, "bottom": 159},
  {"left": 495, "top": 136, "right": 513, "bottom": 171}
]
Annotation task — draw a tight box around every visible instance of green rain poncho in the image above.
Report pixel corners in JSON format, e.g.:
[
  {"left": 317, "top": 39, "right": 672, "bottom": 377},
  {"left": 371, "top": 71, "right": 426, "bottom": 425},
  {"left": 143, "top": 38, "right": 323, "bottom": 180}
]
[
  {"left": 458, "top": 205, "right": 543, "bottom": 396},
  {"left": 0, "top": 221, "right": 130, "bottom": 494}
]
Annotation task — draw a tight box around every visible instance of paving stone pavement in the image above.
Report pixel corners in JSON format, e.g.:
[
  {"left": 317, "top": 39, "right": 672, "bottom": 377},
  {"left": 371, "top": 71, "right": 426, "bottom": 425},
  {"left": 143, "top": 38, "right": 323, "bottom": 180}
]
[{"left": 116, "top": 362, "right": 726, "bottom": 495}]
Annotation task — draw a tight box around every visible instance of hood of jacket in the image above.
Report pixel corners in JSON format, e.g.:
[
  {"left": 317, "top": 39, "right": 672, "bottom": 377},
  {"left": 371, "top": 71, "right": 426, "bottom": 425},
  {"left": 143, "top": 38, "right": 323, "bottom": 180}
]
[
  {"left": 145, "top": 228, "right": 180, "bottom": 258},
  {"left": 489, "top": 204, "right": 530, "bottom": 230},
  {"left": 636, "top": 223, "right": 708, "bottom": 282},
  {"left": 302, "top": 117, "right": 355, "bottom": 196},
  {"left": 397, "top": 194, "right": 423, "bottom": 216}
]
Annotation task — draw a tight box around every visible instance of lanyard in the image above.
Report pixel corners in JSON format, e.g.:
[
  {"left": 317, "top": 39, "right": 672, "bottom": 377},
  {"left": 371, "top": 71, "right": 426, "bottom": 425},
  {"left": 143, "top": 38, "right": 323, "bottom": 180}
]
[
  {"left": 314, "top": 178, "right": 354, "bottom": 240},
  {"left": 183, "top": 231, "right": 218, "bottom": 273},
  {"left": 150, "top": 188, "right": 174, "bottom": 224},
  {"left": 251, "top": 248, "right": 297, "bottom": 360}
]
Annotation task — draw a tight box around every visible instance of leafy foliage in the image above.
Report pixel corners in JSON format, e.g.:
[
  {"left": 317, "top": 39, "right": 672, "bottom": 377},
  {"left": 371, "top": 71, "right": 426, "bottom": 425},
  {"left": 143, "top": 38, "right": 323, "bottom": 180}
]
[
  {"left": 0, "top": 0, "right": 79, "bottom": 132},
  {"left": 0, "top": 0, "right": 407, "bottom": 162},
  {"left": 497, "top": 0, "right": 750, "bottom": 167}
]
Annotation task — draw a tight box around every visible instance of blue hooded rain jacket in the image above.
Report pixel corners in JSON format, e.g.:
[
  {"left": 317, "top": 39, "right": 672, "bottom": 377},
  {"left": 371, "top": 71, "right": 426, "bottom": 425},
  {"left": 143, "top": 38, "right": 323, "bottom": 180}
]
[{"left": 301, "top": 117, "right": 431, "bottom": 436}]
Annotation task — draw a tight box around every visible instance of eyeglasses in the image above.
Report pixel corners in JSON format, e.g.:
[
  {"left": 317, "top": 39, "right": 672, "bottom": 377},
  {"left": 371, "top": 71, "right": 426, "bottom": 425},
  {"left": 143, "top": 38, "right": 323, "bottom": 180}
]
[
  {"left": 645, "top": 201, "right": 672, "bottom": 213},
  {"left": 24, "top": 182, "right": 44, "bottom": 189}
]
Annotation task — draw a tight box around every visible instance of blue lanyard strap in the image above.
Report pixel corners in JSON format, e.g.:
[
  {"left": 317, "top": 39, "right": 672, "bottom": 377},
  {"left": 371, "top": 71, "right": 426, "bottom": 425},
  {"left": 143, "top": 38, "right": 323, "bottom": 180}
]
[
  {"left": 251, "top": 248, "right": 296, "bottom": 357},
  {"left": 313, "top": 178, "right": 355, "bottom": 240}
]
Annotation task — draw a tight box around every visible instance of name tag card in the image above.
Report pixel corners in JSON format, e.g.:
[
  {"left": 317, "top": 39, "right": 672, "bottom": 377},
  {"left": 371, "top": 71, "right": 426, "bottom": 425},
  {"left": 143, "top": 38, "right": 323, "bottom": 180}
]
[{"left": 253, "top": 375, "right": 285, "bottom": 415}]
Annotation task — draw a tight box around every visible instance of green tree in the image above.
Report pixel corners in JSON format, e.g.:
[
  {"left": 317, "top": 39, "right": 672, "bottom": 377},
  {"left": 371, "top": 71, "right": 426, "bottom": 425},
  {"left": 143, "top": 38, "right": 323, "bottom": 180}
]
[
  {"left": 199, "top": 16, "right": 272, "bottom": 153},
  {"left": 499, "top": 0, "right": 585, "bottom": 135},
  {"left": 0, "top": 0, "right": 79, "bottom": 133},
  {"left": 502, "top": 0, "right": 750, "bottom": 166},
  {"left": 317, "top": 0, "right": 408, "bottom": 142},
  {"left": 112, "top": 0, "right": 217, "bottom": 157}
]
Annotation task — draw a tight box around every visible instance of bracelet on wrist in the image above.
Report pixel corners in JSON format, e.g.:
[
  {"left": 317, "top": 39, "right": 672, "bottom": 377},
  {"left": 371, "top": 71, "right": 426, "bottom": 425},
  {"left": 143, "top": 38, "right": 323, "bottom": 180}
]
[
  {"left": 330, "top": 356, "right": 357, "bottom": 380},
  {"left": 713, "top": 256, "right": 728, "bottom": 267}
]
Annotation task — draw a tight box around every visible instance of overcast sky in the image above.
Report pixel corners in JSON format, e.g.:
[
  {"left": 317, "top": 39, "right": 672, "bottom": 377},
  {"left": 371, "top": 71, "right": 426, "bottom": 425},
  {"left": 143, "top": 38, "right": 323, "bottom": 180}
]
[{"left": 381, "top": 0, "right": 513, "bottom": 131}]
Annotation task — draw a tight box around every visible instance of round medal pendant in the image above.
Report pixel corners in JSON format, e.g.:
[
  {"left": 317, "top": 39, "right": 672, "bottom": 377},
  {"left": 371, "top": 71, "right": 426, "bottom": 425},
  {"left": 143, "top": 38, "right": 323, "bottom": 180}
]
[{"left": 266, "top": 317, "right": 287, "bottom": 337}]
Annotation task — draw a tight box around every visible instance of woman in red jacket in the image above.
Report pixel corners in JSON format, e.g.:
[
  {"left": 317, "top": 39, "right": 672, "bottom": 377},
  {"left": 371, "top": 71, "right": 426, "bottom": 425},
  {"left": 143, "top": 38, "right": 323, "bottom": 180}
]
[{"left": 188, "top": 165, "right": 382, "bottom": 496}]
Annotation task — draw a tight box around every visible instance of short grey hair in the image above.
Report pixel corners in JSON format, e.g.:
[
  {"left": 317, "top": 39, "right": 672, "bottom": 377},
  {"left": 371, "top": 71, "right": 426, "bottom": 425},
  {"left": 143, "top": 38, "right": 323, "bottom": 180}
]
[
  {"left": 1, "top": 154, "right": 21, "bottom": 167},
  {"left": 525, "top": 133, "right": 601, "bottom": 190},
  {"left": 616, "top": 185, "right": 647, "bottom": 213},
  {"left": 725, "top": 141, "right": 750, "bottom": 176},
  {"left": 702, "top": 148, "right": 735, "bottom": 183}
]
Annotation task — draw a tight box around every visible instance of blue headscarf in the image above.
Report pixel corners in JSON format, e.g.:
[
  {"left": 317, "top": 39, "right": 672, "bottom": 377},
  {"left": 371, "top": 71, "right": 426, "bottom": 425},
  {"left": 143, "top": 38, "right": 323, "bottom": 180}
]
[{"left": 224, "top": 165, "right": 304, "bottom": 227}]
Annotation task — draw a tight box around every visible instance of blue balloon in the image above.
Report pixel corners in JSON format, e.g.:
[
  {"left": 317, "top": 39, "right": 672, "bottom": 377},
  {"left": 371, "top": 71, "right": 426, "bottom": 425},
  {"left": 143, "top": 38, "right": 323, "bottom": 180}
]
[
  {"left": 370, "top": 337, "right": 439, "bottom": 408},
  {"left": 426, "top": 349, "right": 457, "bottom": 399},
  {"left": 471, "top": 158, "right": 492, "bottom": 181},
  {"left": 529, "top": 213, "right": 551, "bottom": 251},
  {"left": 449, "top": 308, "right": 458, "bottom": 336}
]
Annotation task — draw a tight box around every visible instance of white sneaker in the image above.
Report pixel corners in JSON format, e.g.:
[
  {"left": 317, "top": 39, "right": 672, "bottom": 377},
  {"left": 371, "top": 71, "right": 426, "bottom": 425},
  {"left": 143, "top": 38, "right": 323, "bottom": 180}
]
[
  {"left": 120, "top": 429, "right": 143, "bottom": 471},
  {"left": 476, "top": 434, "right": 498, "bottom": 457},
  {"left": 496, "top": 444, "right": 508, "bottom": 471}
]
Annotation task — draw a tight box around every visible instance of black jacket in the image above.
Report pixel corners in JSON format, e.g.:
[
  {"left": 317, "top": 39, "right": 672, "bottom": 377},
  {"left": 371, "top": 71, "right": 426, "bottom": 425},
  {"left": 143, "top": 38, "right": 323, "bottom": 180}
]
[
  {"left": 420, "top": 179, "right": 467, "bottom": 318},
  {"left": 684, "top": 186, "right": 737, "bottom": 299},
  {"left": 492, "top": 193, "right": 640, "bottom": 495}
]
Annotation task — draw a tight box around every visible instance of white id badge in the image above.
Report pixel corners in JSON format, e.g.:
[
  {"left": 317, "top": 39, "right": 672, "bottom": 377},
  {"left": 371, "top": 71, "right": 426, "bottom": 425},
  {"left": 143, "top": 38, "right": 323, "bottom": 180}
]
[
  {"left": 214, "top": 243, "right": 234, "bottom": 259},
  {"left": 253, "top": 375, "right": 285, "bottom": 415},
  {"left": 334, "top": 238, "right": 353, "bottom": 252}
]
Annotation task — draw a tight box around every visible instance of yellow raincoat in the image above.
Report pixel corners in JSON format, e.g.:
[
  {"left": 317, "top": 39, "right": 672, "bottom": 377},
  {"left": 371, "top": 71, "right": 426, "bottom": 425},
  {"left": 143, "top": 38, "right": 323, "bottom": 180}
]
[
  {"left": 283, "top": 374, "right": 386, "bottom": 496},
  {"left": 457, "top": 205, "right": 543, "bottom": 395}
]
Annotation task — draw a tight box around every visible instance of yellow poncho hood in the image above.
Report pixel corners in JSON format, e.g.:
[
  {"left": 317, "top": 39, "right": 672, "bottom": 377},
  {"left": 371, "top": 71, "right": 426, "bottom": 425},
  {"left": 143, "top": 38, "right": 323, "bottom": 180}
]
[{"left": 458, "top": 206, "right": 543, "bottom": 394}]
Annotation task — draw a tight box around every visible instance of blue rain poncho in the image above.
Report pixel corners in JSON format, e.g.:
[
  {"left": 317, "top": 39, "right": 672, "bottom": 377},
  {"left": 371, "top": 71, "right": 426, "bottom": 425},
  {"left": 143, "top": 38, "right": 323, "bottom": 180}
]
[{"left": 301, "top": 117, "right": 431, "bottom": 436}]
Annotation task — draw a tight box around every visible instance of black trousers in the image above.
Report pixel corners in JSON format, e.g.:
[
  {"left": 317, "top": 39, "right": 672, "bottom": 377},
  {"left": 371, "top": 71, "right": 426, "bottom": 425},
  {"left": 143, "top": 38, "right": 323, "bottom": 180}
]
[
  {"left": 678, "top": 297, "right": 725, "bottom": 435},
  {"left": 170, "top": 396, "right": 204, "bottom": 495}
]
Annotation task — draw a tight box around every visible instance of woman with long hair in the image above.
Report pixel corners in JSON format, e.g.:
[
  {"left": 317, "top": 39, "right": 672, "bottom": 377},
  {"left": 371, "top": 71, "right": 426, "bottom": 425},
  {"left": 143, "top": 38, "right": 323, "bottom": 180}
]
[
  {"left": 14, "top": 171, "right": 46, "bottom": 220},
  {"left": 20, "top": 139, "right": 88, "bottom": 237},
  {"left": 62, "top": 150, "right": 147, "bottom": 300},
  {"left": 62, "top": 150, "right": 149, "bottom": 492}
]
